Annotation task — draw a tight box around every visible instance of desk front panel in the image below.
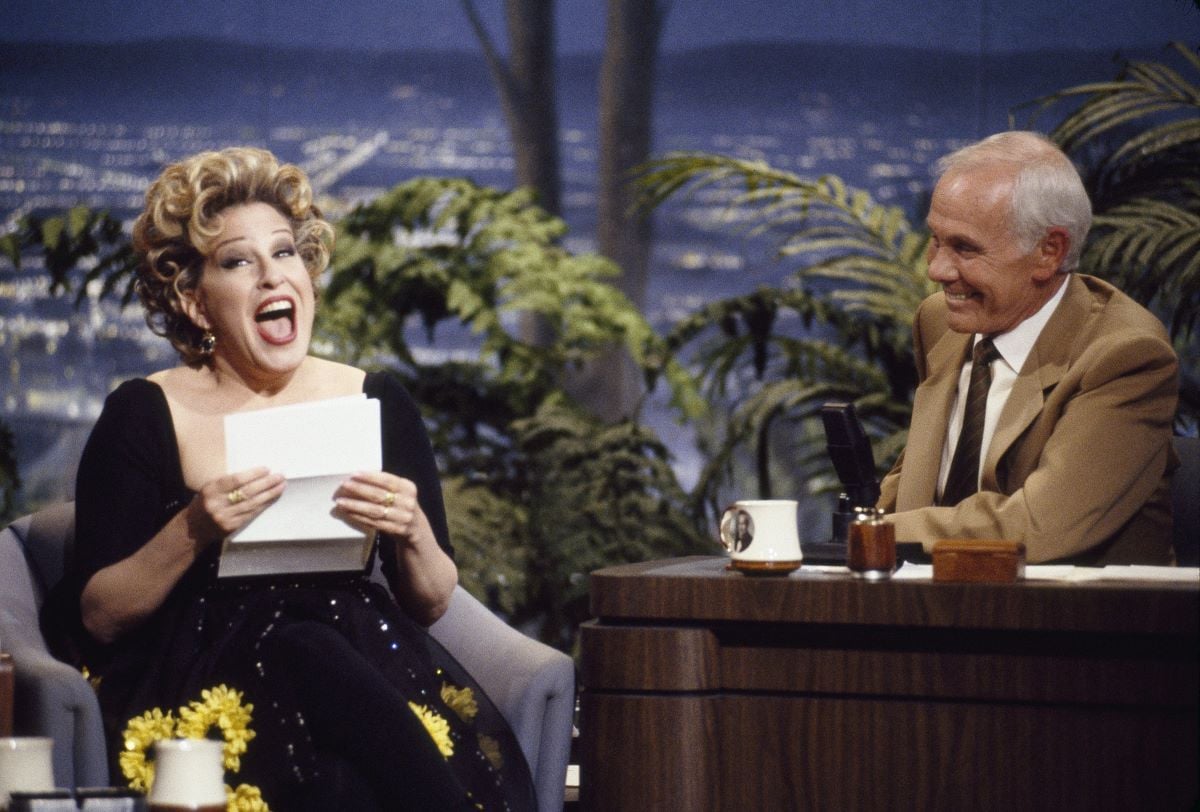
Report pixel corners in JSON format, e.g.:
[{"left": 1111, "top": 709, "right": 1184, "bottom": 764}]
[
  {"left": 580, "top": 557, "right": 1200, "bottom": 810},
  {"left": 582, "top": 691, "right": 1196, "bottom": 810}
]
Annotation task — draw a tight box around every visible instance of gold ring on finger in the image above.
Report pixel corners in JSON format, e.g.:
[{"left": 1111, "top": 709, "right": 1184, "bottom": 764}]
[
  {"left": 227, "top": 488, "right": 246, "bottom": 505},
  {"left": 383, "top": 491, "right": 396, "bottom": 507}
]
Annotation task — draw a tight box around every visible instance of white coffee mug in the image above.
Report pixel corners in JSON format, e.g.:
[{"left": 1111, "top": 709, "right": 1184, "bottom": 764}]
[
  {"left": 719, "top": 499, "right": 803, "bottom": 574},
  {"left": 147, "top": 739, "right": 226, "bottom": 811},
  {"left": 0, "top": 737, "right": 55, "bottom": 806}
]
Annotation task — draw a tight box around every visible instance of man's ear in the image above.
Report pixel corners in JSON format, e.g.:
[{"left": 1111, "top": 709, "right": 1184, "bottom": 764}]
[
  {"left": 179, "top": 288, "right": 210, "bottom": 331},
  {"left": 1035, "top": 228, "right": 1070, "bottom": 280}
]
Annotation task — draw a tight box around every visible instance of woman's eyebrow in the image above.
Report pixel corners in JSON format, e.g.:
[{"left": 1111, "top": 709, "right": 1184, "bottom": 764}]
[{"left": 214, "top": 235, "right": 249, "bottom": 251}]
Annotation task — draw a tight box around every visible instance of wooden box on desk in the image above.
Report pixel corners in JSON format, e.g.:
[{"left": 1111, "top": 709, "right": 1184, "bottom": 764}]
[{"left": 932, "top": 540, "right": 1026, "bottom": 583}]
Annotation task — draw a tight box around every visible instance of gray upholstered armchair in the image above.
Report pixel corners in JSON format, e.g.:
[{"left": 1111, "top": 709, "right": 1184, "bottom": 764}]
[{"left": 0, "top": 502, "right": 575, "bottom": 811}]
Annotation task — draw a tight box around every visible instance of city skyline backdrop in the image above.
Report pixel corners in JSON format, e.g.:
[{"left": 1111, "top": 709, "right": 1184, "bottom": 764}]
[
  {"left": 2, "top": 1, "right": 1196, "bottom": 512},
  {"left": 3, "top": 0, "right": 1197, "bottom": 54}
]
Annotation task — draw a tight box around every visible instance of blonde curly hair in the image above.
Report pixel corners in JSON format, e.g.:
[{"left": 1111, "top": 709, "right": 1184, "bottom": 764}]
[{"left": 131, "top": 147, "right": 334, "bottom": 365}]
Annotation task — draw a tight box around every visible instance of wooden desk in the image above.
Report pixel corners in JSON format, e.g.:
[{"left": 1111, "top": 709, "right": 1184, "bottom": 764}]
[{"left": 579, "top": 557, "right": 1199, "bottom": 810}]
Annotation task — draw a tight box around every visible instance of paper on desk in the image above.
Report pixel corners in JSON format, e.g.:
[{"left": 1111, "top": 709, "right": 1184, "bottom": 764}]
[
  {"left": 891, "top": 563, "right": 933, "bottom": 580},
  {"left": 889, "top": 563, "right": 1198, "bottom": 583},
  {"left": 224, "top": 395, "right": 381, "bottom": 543},
  {"left": 1021, "top": 565, "right": 1077, "bottom": 581},
  {"left": 1001, "top": 565, "right": 1199, "bottom": 583},
  {"left": 1081, "top": 565, "right": 1199, "bottom": 583}
]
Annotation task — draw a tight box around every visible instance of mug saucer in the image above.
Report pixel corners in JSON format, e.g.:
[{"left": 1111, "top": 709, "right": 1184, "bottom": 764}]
[{"left": 726, "top": 558, "right": 801, "bottom": 576}]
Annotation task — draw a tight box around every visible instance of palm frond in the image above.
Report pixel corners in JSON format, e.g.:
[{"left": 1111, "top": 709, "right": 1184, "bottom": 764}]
[
  {"left": 1085, "top": 196, "right": 1200, "bottom": 335},
  {"left": 636, "top": 152, "right": 809, "bottom": 210},
  {"left": 637, "top": 154, "right": 926, "bottom": 301},
  {"left": 1106, "top": 117, "right": 1200, "bottom": 172},
  {"left": 636, "top": 151, "right": 929, "bottom": 503},
  {"left": 1017, "top": 43, "right": 1200, "bottom": 155}
]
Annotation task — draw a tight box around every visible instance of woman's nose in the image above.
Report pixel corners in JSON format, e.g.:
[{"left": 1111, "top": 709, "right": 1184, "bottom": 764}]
[{"left": 259, "top": 257, "right": 285, "bottom": 287}]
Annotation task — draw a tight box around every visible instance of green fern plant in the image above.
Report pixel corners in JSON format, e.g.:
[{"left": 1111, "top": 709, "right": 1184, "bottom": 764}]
[
  {"left": 514, "top": 402, "right": 704, "bottom": 651},
  {"left": 637, "top": 155, "right": 929, "bottom": 515},
  {"left": 1087, "top": 189, "right": 1200, "bottom": 338},
  {"left": 323, "top": 177, "right": 701, "bottom": 415},
  {"left": 441, "top": 475, "right": 531, "bottom": 618},
  {"left": 321, "top": 177, "right": 707, "bottom": 645},
  {"left": 0, "top": 205, "right": 137, "bottom": 305}
]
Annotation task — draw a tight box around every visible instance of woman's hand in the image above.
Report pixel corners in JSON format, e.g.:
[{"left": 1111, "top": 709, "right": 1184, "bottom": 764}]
[
  {"left": 334, "top": 471, "right": 457, "bottom": 625},
  {"left": 333, "top": 472, "right": 421, "bottom": 541},
  {"left": 82, "top": 467, "right": 284, "bottom": 644},
  {"left": 188, "top": 467, "right": 287, "bottom": 546}
]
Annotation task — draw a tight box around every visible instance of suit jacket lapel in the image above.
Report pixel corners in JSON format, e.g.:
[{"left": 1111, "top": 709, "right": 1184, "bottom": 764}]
[
  {"left": 982, "top": 275, "right": 1087, "bottom": 486},
  {"left": 899, "top": 329, "right": 971, "bottom": 509}
]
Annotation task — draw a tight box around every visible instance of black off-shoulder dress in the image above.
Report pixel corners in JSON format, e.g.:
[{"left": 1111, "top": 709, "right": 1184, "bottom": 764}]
[{"left": 43, "top": 372, "right": 534, "bottom": 811}]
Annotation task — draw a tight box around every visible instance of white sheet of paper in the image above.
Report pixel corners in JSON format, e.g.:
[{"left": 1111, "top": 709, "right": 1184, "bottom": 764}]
[
  {"left": 887, "top": 563, "right": 1199, "bottom": 583},
  {"left": 224, "top": 396, "right": 381, "bottom": 544},
  {"left": 225, "top": 394, "right": 379, "bottom": 478},
  {"left": 229, "top": 474, "right": 356, "bottom": 543},
  {"left": 1086, "top": 565, "right": 1200, "bottom": 583}
]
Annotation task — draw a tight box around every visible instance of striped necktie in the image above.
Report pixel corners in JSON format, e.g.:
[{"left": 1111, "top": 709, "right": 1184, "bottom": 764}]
[{"left": 940, "top": 338, "right": 1000, "bottom": 507}]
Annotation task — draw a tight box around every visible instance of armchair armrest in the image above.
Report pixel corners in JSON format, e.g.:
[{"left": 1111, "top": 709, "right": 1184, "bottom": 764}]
[
  {"left": 1, "top": 520, "right": 108, "bottom": 788},
  {"left": 430, "top": 586, "right": 575, "bottom": 812},
  {"left": 10, "top": 645, "right": 108, "bottom": 789}
]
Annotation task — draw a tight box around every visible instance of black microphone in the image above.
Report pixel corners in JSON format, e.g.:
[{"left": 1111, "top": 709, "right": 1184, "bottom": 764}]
[
  {"left": 820, "top": 402, "right": 882, "bottom": 552},
  {"left": 821, "top": 401, "right": 880, "bottom": 509}
]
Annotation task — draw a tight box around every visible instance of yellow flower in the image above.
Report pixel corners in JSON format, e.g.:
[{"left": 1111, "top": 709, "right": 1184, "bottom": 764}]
[
  {"left": 119, "top": 708, "right": 176, "bottom": 791},
  {"left": 227, "top": 783, "right": 270, "bottom": 812},
  {"left": 81, "top": 665, "right": 103, "bottom": 692},
  {"left": 440, "top": 683, "right": 478, "bottom": 723},
  {"left": 177, "top": 685, "right": 257, "bottom": 773},
  {"left": 477, "top": 733, "right": 504, "bottom": 771},
  {"left": 119, "top": 685, "right": 269, "bottom": 811},
  {"left": 409, "top": 702, "right": 454, "bottom": 758}
]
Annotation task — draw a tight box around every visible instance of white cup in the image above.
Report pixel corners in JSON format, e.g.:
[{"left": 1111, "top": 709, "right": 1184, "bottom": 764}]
[
  {"left": 147, "top": 739, "right": 226, "bottom": 810},
  {"left": 0, "top": 737, "right": 55, "bottom": 806},
  {"left": 719, "top": 499, "right": 803, "bottom": 574}
]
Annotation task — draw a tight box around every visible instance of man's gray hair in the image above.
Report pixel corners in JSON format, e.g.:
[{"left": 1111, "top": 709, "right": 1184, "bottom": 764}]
[{"left": 935, "top": 131, "right": 1093, "bottom": 272}]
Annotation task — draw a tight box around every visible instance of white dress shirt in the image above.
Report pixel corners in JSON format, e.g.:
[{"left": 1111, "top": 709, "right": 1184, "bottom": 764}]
[{"left": 937, "top": 277, "right": 1071, "bottom": 500}]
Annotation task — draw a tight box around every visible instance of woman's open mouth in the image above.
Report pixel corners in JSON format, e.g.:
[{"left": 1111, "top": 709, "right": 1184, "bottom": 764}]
[{"left": 254, "top": 298, "right": 297, "bottom": 345}]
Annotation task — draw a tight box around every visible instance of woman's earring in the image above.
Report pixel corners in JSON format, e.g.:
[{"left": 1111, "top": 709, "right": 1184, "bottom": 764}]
[{"left": 199, "top": 331, "right": 216, "bottom": 356}]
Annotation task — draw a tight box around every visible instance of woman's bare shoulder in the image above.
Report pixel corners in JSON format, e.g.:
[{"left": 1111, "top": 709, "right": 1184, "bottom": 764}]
[
  {"left": 147, "top": 366, "right": 207, "bottom": 396},
  {"left": 301, "top": 356, "right": 367, "bottom": 396}
]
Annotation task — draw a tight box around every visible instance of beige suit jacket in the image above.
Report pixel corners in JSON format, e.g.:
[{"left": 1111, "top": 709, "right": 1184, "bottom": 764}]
[{"left": 878, "top": 274, "right": 1178, "bottom": 564}]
